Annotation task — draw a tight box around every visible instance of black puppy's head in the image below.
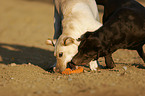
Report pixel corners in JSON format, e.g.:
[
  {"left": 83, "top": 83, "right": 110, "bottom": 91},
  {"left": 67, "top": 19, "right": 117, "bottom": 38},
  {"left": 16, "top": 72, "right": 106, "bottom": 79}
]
[{"left": 71, "top": 32, "right": 102, "bottom": 66}]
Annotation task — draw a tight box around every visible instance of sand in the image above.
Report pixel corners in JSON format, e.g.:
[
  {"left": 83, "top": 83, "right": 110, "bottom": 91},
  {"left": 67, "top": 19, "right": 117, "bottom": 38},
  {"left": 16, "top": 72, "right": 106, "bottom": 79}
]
[{"left": 0, "top": 0, "right": 145, "bottom": 96}]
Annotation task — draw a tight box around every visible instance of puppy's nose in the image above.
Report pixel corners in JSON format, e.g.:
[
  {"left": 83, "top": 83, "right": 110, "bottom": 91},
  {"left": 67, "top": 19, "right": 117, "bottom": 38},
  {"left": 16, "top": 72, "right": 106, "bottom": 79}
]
[{"left": 56, "top": 64, "right": 66, "bottom": 73}]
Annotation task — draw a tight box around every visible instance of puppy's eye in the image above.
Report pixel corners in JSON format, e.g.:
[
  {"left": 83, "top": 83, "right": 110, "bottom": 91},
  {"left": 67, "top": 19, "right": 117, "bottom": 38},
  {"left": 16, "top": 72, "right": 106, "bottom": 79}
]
[{"left": 59, "top": 52, "right": 63, "bottom": 57}]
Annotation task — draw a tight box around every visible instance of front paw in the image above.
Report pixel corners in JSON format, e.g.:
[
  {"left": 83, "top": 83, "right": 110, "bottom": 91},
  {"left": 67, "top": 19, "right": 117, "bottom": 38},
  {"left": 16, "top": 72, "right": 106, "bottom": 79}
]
[{"left": 89, "top": 60, "right": 98, "bottom": 71}]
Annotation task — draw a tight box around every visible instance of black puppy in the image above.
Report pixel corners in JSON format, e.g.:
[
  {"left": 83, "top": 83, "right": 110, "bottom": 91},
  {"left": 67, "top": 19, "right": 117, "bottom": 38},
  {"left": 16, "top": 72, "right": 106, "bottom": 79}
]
[
  {"left": 71, "top": 0, "right": 145, "bottom": 68},
  {"left": 94, "top": 0, "right": 145, "bottom": 68},
  {"left": 96, "top": 0, "right": 141, "bottom": 24}
]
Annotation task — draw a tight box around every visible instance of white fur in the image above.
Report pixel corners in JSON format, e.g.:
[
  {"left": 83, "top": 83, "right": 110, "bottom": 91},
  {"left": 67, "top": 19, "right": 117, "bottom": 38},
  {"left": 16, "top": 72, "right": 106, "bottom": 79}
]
[
  {"left": 48, "top": 0, "right": 102, "bottom": 72},
  {"left": 89, "top": 60, "right": 98, "bottom": 71}
]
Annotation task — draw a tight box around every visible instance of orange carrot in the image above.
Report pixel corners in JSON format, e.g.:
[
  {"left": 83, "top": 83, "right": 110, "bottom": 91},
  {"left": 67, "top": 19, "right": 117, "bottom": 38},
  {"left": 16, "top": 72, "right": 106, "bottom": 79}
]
[{"left": 62, "top": 67, "right": 83, "bottom": 75}]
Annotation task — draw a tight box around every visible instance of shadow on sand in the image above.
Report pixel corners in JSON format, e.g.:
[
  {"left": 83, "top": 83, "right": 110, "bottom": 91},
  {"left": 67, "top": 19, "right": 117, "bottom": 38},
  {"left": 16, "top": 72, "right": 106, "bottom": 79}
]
[
  {"left": 132, "top": 63, "right": 145, "bottom": 69},
  {"left": 0, "top": 43, "right": 55, "bottom": 71}
]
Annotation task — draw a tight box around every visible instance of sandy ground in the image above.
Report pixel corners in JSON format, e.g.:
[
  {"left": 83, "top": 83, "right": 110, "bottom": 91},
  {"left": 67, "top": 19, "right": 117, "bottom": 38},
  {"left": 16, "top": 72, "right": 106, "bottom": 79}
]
[{"left": 0, "top": 0, "right": 145, "bottom": 96}]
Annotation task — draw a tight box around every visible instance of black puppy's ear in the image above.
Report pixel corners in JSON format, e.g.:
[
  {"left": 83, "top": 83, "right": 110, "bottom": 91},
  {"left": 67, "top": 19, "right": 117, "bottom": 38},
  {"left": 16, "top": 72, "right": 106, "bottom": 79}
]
[
  {"left": 84, "top": 32, "right": 93, "bottom": 38},
  {"left": 79, "top": 32, "right": 93, "bottom": 41}
]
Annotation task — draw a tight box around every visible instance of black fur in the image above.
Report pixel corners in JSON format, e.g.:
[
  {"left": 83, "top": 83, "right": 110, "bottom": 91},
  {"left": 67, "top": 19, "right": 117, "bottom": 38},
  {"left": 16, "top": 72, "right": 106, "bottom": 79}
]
[
  {"left": 72, "top": 0, "right": 145, "bottom": 68},
  {"left": 96, "top": 0, "right": 142, "bottom": 24}
]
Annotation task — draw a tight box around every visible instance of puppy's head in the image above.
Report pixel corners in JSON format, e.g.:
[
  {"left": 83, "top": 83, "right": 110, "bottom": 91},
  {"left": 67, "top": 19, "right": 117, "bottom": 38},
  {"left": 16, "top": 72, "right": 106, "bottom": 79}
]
[
  {"left": 71, "top": 32, "right": 102, "bottom": 66},
  {"left": 46, "top": 35, "right": 80, "bottom": 72}
]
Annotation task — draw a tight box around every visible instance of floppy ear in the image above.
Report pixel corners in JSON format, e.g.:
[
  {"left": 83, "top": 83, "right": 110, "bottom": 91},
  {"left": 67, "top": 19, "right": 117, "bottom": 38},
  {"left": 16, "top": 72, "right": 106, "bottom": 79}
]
[
  {"left": 78, "top": 32, "right": 93, "bottom": 41},
  {"left": 46, "top": 39, "right": 57, "bottom": 46},
  {"left": 63, "top": 37, "right": 80, "bottom": 46},
  {"left": 63, "top": 37, "right": 74, "bottom": 46},
  {"left": 83, "top": 32, "right": 93, "bottom": 39}
]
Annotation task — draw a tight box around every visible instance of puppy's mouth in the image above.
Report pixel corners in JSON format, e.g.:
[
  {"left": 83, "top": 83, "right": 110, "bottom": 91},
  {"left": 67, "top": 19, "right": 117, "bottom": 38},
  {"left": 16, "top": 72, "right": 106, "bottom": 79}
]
[
  {"left": 67, "top": 61, "right": 88, "bottom": 70},
  {"left": 67, "top": 61, "right": 76, "bottom": 70}
]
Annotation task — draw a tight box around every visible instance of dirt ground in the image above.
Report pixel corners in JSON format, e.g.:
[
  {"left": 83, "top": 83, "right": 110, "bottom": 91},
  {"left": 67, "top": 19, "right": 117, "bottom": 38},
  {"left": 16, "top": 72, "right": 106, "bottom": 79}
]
[{"left": 0, "top": 0, "right": 145, "bottom": 96}]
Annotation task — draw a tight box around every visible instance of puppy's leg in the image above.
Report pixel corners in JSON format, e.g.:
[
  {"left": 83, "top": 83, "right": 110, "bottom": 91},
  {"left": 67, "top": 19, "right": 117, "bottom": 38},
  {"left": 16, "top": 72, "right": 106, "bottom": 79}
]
[
  {"left": 105, "top": 54, "right": 115, "bottom": 69},
  {"left": 53, "top": 6, "right": 62, "bottom": 39},
  {"left": 137, "top": 46, "right": 145, "bottom": 63},
  {"left": 89, "top": 60, "right": 99, "bottom": 71}
]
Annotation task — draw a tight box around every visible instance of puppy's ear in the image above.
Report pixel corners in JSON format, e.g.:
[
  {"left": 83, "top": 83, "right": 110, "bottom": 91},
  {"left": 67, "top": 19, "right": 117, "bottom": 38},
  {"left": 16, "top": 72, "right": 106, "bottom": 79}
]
[
  {"left": 84, "top": 32, "right": 93, "bottom": 38},
  {"left": 79, "top": 32, "right": 93, "bottom": 41},
  {"left": 63, "top": 37, "right": 74, "bottom": 46},
  {"left": 46, "top": 39, "right": 57, "bottom": 46}
]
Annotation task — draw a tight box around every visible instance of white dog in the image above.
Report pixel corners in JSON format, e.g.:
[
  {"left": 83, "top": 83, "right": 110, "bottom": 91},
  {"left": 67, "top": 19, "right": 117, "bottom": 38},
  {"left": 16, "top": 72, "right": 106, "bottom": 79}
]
[{"left": 46, "top": 0, "right": 102, "bottom": 72}]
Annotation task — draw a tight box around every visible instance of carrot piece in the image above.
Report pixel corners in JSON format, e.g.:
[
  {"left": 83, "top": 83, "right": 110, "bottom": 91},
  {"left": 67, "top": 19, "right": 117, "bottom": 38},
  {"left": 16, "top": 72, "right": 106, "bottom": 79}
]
[
  {"left": 61, "top": 67, "right": 83, "bottom": 75},
  {"left": 61, "top": 68, "right": 72, "bottom": 75}
]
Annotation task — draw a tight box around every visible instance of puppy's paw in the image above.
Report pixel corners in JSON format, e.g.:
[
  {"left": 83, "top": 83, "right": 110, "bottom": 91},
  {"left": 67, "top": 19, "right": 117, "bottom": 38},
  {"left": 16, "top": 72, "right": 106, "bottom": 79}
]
[{"left": 89, "top": 60, "right": 98, "bottom": 71}]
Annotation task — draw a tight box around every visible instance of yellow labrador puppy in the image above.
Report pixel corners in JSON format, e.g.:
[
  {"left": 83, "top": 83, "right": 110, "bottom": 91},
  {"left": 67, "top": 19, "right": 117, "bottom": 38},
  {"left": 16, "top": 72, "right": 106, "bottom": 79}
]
[{"left": 46, "top": 0, "right": 102, "bottom": 72}]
